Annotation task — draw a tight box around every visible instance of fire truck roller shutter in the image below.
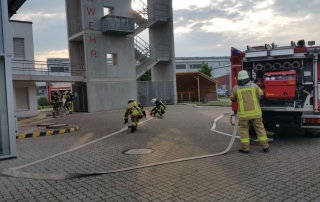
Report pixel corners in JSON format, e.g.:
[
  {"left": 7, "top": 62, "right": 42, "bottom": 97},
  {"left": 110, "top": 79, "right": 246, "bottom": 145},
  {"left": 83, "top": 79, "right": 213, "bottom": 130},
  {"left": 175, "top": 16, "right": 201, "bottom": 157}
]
[
  {"left": 264, "top": 63, "right": 272, "bottom": 71},
  {"left": 282, "top": 61, "right": 291, "bottom": 69},
  {"left": 292, "top": 61, "right": 301, "bottom": 69},
  {"left": 255, "top": 63, "right": 264, "bottom": 71},
  {"left": 273, "top": 62, "right": 282, "bottom": 70}
]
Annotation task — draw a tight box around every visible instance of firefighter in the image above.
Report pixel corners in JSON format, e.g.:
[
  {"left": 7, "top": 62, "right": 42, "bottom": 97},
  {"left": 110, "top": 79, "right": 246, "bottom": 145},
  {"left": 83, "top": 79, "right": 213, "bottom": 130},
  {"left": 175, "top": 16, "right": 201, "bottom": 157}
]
[
  {"left": 230, "top": 70, "right": 269, "bottom": 153},
  {"left": 150, "top": 98, "right": 166, "bottom": 116},
  {"left": 51, "top": 91, "right": 59, "bottom": 118},
  {"left": 64, "top": 90, "right": 73, "bottom": 114},
  {"left": 124, "top": 99, "right": 146, "bottom": 133}
]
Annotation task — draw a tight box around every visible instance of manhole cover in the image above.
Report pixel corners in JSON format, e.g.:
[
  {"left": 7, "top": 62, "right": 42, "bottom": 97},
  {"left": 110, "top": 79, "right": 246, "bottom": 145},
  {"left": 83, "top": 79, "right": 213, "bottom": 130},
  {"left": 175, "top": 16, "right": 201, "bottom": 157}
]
[
  {"left": 46, "top": 124, "right": 68, "bottom": 128},
  {"left": 122, "top": 149, "right": 155, "bottom": 155},
  {"left": 37, "top": 123, "right": 57, "bottom": 127}
]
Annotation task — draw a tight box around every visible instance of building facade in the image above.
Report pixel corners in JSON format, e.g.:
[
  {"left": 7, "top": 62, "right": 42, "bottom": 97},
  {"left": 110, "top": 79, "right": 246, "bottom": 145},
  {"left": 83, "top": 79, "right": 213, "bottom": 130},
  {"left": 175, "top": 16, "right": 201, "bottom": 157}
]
[
  {"left": 175, "top": 57, "right": 231, "bottom": 91},
  {"left": 9, "top": 20, "right": 38, "bottom": 118},
  {"left": 0, "top": 0, "right": 18, "bottom": 159}
]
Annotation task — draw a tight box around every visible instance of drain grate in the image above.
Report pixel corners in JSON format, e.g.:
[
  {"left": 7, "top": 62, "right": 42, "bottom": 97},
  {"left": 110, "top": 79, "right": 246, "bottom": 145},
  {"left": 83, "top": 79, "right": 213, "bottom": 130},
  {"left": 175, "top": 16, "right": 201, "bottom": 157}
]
[{"left": 122, "top": 149, "right": 155, "bottom": 155}]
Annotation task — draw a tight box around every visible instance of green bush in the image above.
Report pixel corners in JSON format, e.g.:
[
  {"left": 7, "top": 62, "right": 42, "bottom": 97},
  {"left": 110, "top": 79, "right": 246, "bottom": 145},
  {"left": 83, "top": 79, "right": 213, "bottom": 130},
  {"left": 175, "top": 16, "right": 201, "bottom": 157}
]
[
  {"left": 37, "top": 97, "right": 49, "bottom": 106},
  {"left": 37, "top": 106, "right": 42, "bottom": 110}
]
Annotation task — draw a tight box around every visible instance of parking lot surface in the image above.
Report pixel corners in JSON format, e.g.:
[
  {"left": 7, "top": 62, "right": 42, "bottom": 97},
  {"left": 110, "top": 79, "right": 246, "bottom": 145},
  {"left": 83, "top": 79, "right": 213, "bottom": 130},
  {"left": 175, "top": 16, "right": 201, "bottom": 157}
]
[{"left": 1, "top": 105, "right": 320, "bottom": 202}]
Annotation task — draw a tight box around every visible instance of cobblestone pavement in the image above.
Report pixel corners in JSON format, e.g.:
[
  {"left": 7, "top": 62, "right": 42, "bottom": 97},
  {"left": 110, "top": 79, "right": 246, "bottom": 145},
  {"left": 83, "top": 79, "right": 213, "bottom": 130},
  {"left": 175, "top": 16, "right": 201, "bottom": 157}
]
[{"left": 1, "top": 105, "right": 320, "bottom": 201}]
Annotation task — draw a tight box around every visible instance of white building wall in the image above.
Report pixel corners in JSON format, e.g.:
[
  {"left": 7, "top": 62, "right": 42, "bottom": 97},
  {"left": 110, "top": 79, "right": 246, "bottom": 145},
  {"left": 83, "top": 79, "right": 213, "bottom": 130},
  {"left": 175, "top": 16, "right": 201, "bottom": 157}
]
[
  {"left": 9, "top": 20, "right": 35, "bottom": 62},
  {"left": 9, "top": 20, "right": 37, "bottom": 118}
]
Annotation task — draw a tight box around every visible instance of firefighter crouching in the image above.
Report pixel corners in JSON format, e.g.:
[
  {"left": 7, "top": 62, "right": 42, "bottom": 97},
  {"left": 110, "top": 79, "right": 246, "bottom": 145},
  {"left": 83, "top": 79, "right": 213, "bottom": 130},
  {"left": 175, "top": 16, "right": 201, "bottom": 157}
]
[
  {"left": 230, "top": 70, "right": 269, "bottom": 153},
  {"left": 150, "top": 98, "right": 166, "bottom": 116},
  {"left": 124, "top": 99, "right": 146, "bottom": 133},
  {"left": 51, "top": 91, "right": 59, "bottom": 118}
]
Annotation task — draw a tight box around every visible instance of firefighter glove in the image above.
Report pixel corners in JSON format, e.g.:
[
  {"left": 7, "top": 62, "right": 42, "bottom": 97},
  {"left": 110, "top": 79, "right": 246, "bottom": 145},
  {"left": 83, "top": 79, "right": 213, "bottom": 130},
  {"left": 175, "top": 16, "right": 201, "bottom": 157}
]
[
  {"left": 124, "top": 119, "right": 128, "bottom": 124},
  {"left": 143, "top": 111, "right": 146, "bottom": 118}
]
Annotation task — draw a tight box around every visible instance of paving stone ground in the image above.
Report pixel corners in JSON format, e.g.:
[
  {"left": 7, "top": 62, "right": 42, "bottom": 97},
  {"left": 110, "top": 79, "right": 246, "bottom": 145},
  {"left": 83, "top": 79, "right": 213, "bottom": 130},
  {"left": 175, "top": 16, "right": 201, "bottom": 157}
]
[{"left": 1, "top": 105, "right": 320, "bottom": 202}]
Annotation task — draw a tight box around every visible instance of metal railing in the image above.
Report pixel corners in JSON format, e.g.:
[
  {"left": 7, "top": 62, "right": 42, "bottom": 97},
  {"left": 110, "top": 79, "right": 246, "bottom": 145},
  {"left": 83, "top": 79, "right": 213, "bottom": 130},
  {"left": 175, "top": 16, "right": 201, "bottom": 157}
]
[
  {"left": 132, "top": 0, "right": 148, "bottom": 25},
  {"left": 148, "top": 3, "right": 168, "bottom": 22},
  {"left": 11, "top": 60, "right": 86, "bottom": 77},
  {"left": 134, "top": 36, "right": 150, "bottom": 63},
  {"left": 101, "top": 15, "right": 135, "bottom": 33}
]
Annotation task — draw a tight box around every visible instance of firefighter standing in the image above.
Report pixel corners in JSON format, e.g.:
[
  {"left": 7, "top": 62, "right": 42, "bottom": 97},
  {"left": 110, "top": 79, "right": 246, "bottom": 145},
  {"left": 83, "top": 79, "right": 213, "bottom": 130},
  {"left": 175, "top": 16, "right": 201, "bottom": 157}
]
[
  {"left": 150, "top": 98, "right": 166, "bottom": 116},
  {"left": 124, "top": 99, "right": 146, "bottom": 133},
  {"left": 64, "top": 90, "right": 73, "bottom": 114},
  {"left": 51, "top": 91, "right": 59, "bottom": 118},
  {"left": 230, "top": 70, "right": 269, "bottom": 153}
]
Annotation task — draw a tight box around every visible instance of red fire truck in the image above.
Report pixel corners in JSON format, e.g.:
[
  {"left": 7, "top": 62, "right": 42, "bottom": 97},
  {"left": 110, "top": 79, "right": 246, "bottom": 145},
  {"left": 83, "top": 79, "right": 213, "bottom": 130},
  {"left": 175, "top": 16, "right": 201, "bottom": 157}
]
[{"left": 230, "top": 40, "right": 320, "bottom": 135}]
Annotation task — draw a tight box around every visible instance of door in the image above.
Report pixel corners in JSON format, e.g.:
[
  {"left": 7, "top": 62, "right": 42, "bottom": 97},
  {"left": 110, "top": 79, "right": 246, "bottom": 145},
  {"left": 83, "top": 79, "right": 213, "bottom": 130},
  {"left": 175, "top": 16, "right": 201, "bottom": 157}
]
[{"left": 72, "top": 83, "right": 88, "bottom": 112}]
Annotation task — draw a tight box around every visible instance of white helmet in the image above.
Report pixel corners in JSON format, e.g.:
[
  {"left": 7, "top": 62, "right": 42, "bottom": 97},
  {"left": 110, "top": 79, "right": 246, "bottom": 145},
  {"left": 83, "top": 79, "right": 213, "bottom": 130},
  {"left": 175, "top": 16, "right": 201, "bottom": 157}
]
[
  {"left": 64, "top": 91, "right": 67, "bottom": 94},
  {"left": 128, "top": 98, "right": 135, "bottom": 104},
  {"left": 151, "top": 98, "right": 156, "bottom": 104}
]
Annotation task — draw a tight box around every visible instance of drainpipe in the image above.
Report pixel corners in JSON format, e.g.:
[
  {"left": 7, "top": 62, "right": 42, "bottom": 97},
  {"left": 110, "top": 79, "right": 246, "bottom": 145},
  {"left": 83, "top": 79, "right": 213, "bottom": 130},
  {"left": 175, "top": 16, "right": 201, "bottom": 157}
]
[{"left": 314, "top": 52, "right": 319, "bottom": 112}]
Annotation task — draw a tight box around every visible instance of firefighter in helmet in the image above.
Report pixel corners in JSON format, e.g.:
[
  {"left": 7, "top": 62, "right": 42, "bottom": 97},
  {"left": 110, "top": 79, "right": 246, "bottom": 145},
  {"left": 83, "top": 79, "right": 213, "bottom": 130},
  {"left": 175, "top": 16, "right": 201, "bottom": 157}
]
[
  {"left": 230, "top": 70, "right": 269, "bottom": 153},
  {"left": 64, "top": 90, "right": 73, "bottom": 114},
  {"left": 124, "top": 99, "right": 146, "bottom": 133},
  {"left": 150, "top": 98, "right": 166, "bottom": 116},
  {"left": 51, "top": 91, "right": 59, "bottom": 118}
]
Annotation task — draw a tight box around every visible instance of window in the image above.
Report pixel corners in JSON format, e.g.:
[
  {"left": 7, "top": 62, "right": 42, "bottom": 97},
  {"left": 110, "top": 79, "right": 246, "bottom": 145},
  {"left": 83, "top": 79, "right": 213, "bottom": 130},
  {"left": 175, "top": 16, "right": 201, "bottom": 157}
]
[
  {"left": 13, "top": 38, "right": 25, "bottom": 59},
  {"left": 104, "top": 7, "right": 114, "bottom": 15},
  {"left": 106, "top": 53, "right": 118, "bottom": 65},
  {"left": 176, "top": 64, "right": 186, "bottom": 70},
  {"left": 190, "top": 64, "right": 202, "bottom": 69},
  {"left": 50, "top": 67, "right": 69, "bottom": 72}
]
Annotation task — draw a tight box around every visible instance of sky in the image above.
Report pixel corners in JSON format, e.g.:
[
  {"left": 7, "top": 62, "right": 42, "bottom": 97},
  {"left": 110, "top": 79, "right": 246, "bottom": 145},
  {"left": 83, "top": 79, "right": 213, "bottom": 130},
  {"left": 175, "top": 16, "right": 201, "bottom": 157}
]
[{"left": 10, "top": 0, "right": 320, "bottom": 61}]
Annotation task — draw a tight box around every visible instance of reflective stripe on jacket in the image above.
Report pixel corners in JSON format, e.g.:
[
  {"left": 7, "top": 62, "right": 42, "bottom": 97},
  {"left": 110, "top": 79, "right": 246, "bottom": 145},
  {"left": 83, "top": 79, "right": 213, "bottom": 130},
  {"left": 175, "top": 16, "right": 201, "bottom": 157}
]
[
  {"left": 125, "top": 101, "right": 143, "bottom": 118},
  {"left": 230, "top": 82, "right": 263, "bottom": 120}
]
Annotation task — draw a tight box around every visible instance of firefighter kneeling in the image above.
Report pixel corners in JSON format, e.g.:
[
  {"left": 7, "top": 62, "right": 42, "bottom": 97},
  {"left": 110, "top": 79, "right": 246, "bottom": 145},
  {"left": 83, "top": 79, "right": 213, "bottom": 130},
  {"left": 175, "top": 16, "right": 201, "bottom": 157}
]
[
  {"left": 150, "top": 98, "right": 166, "bottom": 116},
  {"left": 230, "top": 70, "right": 269, "bottom": 153},
  {"left": 124, "top": 99, "right": 146, "bottom": 133}
]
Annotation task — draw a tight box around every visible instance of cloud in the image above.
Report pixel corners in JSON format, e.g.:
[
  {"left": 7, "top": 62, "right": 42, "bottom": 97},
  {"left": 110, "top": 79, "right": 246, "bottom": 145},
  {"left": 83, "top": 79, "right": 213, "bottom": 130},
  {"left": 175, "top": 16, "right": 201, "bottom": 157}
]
[
  {"left": 35, "top": 49, "right": 69, "bottom": 62},
  {"left": 9, "top": 0, "right": 320, "bottom": 59}
]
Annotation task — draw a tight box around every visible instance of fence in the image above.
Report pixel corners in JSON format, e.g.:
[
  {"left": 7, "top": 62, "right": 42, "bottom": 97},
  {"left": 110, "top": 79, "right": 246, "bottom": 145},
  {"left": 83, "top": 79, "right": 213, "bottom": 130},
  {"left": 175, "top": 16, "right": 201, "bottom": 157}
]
[{"left": 137, "top": 81, "right": 174, "bottom": 107}]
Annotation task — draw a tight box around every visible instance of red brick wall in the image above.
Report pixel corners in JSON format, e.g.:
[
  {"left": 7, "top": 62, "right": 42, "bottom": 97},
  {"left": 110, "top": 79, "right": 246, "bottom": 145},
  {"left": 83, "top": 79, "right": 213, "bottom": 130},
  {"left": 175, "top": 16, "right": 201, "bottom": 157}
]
[{"left": 215, "top": 75, "right": 230, "bottom": 90}]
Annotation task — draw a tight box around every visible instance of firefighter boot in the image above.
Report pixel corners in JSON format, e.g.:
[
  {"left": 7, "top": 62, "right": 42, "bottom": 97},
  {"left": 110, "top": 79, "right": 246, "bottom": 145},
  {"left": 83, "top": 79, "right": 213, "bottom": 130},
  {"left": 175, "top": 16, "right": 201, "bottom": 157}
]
[
  {"left": 131, "top": 125, "right": 135, "bottom": 133},
  {"left": 239, "top": 149, "right": 249, "bottom": 154}
]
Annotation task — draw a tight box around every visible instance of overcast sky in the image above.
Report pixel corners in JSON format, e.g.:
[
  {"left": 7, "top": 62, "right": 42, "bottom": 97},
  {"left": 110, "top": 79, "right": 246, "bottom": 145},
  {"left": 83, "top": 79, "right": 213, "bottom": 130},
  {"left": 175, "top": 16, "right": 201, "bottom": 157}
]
[{"left": 11, "top": 0, "right": 320, "bottom": 61}]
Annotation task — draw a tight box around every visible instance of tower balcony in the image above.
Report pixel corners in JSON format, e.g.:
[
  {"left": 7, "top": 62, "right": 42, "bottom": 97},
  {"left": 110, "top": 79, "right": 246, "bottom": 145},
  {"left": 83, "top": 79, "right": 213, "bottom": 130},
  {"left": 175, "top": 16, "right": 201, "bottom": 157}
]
[{"left": 101, "top": 15, "right": 135, "bottom": 35}]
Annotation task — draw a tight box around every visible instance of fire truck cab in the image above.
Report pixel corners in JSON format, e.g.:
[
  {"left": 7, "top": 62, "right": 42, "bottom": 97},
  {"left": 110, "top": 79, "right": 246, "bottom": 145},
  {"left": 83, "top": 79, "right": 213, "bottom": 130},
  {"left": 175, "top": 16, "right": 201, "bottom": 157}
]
[{"left": 230, "top": 40, "right": 320, "bottom": 135}]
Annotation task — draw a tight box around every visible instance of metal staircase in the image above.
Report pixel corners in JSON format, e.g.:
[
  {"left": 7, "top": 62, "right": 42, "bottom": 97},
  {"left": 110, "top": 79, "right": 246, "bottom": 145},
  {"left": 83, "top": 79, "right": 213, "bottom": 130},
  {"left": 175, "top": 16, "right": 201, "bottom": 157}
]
[{"left": 132, "top": 0, "right": 171, "bottom": 79}]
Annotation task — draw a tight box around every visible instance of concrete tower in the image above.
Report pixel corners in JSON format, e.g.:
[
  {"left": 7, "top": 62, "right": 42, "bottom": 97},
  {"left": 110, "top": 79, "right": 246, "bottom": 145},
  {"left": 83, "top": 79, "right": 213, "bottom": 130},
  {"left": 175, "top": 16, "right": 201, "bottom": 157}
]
[{"left": 65, "top": 0, "right": 176, "bottom": 112}]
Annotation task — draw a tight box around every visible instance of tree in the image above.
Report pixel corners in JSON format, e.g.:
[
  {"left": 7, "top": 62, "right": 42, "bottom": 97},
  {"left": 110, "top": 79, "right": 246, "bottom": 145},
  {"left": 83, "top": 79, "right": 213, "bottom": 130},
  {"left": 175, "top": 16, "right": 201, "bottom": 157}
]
[
  {"left": 199, "top": 61, "right": 213, "bottom": 77},
  {"left": 137, "top": 69, "right": 151, "bottom": 81}
]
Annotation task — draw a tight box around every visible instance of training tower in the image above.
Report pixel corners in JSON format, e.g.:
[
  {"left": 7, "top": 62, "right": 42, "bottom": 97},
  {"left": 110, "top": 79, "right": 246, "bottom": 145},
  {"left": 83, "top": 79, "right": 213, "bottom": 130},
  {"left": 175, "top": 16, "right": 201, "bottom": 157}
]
[{"left": 65, "top": 0, "right": 176, "bottom": 112}]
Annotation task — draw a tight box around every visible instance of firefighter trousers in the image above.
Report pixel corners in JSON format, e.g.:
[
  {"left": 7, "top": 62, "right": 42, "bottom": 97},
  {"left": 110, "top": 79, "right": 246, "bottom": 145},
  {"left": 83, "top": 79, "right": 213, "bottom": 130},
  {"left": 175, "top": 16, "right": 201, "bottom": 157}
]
[
  {"left": 130, "top": 116, "right": 140, "bottom": 128},
  {"left": 238, "top": 118, "right": 269, "bottom": 151}
]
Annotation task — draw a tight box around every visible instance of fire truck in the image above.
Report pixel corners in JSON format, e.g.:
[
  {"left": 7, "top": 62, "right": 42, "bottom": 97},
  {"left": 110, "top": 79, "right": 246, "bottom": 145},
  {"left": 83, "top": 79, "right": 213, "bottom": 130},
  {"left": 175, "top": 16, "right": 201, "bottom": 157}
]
[{"left": 230, "top": 40, "right": 320, "bottom": 135}]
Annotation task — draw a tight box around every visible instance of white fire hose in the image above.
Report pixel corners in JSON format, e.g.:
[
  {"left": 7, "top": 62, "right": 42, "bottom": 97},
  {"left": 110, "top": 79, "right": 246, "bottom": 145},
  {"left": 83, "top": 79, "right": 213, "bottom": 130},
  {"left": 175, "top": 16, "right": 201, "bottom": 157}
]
[{"left": 2, "top": 114, "right": 239, "bottom": 181}]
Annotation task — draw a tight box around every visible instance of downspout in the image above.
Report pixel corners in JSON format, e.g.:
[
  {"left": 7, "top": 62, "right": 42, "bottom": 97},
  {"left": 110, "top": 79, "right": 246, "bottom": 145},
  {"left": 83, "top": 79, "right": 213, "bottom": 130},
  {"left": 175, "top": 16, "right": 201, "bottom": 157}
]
[{"left": 314, "top": 52, "right": 319, "bottom": 112}]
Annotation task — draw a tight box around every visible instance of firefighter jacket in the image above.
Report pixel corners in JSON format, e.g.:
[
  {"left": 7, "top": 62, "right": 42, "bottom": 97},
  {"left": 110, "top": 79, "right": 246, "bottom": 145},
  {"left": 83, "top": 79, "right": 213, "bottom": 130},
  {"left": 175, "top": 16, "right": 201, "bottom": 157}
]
[
  {"left": 155, "top": 100, "right": 166, "bottom": 109},
  {"left": 125, "top": 101, "right": 144, "bottom": 119},
  {"left": 52, "top": 93, "right": 59, "bottom": 103},
  {"left": 230, "top": 82, "right": 263, "bottom": 120}
]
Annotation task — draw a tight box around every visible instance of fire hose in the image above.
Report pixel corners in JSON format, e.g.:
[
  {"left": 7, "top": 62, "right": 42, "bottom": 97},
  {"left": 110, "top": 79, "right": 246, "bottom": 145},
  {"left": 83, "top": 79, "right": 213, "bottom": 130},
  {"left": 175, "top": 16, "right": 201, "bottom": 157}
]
[{"left": 2, "top": 113, "right": 239, "bottom": 181}]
